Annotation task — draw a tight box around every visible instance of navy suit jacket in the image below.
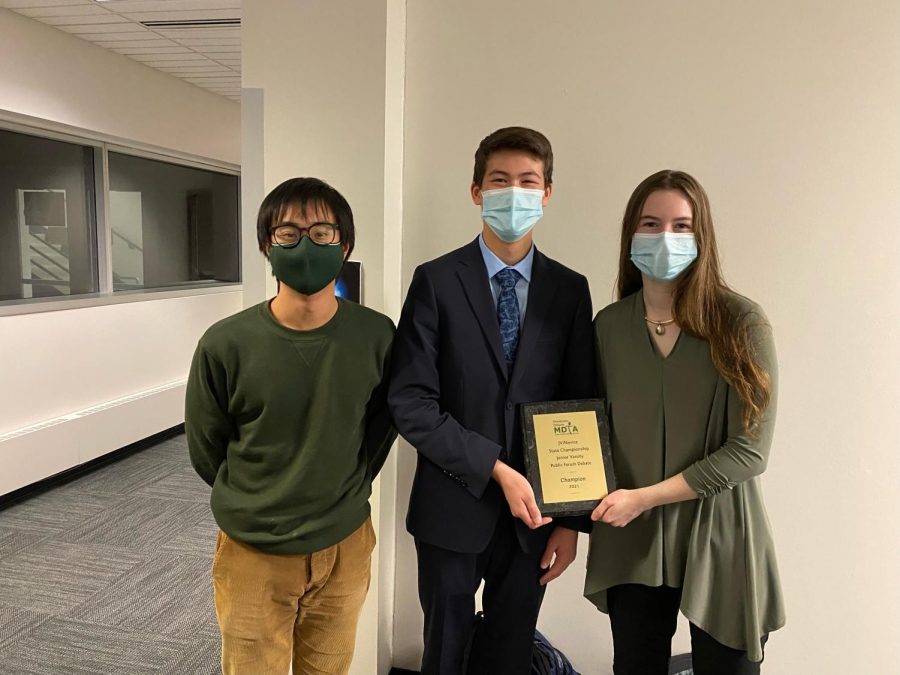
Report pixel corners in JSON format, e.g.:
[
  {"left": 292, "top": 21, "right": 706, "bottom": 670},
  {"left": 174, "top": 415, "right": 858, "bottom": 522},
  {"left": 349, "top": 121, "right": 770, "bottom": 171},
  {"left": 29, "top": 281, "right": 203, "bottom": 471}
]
[{"left": 388, "top": 238, "right": 595, "bottom": 554}]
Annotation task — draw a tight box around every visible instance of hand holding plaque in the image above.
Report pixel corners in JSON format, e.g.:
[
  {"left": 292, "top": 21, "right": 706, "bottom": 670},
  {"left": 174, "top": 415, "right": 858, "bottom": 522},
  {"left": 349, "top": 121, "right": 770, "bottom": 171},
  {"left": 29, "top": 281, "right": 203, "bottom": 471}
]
[{"left": 521, "top": 399, "right": 616, "bottom": 517}]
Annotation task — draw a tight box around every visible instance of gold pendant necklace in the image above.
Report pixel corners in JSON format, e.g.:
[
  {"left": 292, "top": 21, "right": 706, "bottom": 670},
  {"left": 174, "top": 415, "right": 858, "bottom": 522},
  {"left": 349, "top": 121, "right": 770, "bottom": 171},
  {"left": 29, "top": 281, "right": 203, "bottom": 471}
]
[{"left": 645, "top": 317, "right": 676, "bottom": 335}]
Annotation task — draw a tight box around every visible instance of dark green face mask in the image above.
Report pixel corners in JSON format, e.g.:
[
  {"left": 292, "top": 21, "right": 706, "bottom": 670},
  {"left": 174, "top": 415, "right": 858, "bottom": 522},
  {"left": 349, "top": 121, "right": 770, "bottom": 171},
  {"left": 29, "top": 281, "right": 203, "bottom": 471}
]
[{"left": 268, "top": 238, "right": 345, "bottom": 296}]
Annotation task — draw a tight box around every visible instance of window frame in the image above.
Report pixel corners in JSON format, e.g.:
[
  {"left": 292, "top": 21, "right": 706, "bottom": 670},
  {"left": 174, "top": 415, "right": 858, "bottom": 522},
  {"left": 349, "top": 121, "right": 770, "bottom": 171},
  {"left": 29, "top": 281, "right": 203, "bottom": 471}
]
[{"left": 0, "top": 113, "right": 241, "bottom": 317}]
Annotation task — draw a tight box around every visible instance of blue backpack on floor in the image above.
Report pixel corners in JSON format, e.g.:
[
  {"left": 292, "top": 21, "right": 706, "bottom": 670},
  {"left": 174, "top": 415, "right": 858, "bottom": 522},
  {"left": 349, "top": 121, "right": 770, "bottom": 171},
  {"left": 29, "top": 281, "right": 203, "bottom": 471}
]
[
  {"left": 532, "top": 628, "right": 580, "bottom": 675},
  {"left": 464, "top": 612, "right": 581, "bottom": 675}
]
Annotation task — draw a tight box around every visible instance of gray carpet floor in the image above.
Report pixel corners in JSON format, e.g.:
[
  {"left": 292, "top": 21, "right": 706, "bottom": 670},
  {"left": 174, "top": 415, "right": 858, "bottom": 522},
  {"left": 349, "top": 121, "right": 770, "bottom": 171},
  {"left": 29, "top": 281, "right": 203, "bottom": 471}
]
[{"left": 0, "top": 434, "right": 222, "bottom": 674}]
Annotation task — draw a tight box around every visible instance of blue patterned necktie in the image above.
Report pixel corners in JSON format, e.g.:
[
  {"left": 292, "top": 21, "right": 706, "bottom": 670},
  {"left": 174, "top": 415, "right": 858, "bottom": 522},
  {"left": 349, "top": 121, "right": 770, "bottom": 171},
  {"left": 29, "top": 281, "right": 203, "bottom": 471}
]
[{"left": 495, "top": 267, "right": 522, "bottom": 366}]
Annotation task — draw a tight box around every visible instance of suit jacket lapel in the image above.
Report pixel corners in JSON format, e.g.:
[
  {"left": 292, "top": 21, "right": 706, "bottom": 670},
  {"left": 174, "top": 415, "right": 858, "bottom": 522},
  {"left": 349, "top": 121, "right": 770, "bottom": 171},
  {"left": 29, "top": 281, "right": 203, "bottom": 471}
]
[
  {"left": 455, "top": 238, "right": 508, "bottom": 380},
  {"left": 510, "top": 249, "right": 557, "bottom": 390}
]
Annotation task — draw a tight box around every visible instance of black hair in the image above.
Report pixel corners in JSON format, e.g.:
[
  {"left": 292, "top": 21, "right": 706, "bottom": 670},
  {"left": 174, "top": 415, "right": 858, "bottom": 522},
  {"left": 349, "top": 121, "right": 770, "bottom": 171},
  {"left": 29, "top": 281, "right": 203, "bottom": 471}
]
[{"left": 256, "top": 177, "right": 355, "bottom": 259}]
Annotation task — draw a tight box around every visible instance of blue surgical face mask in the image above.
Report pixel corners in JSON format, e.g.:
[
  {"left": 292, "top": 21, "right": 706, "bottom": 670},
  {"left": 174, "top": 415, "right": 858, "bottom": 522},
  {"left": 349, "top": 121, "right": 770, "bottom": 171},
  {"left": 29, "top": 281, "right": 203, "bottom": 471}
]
[
  {"left": 480, "top": 186, "right": 544, "bottom": 243},
  {"left": 630, "top": 232, "right": 698, "bottom": 281}
]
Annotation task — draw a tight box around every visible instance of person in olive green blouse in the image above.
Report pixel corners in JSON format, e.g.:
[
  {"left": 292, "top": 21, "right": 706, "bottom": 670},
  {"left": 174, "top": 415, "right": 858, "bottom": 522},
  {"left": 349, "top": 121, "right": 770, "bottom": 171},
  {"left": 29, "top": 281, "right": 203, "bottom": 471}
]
[{"left": 586, "top": 170, "right": 784, "bottom": 674}]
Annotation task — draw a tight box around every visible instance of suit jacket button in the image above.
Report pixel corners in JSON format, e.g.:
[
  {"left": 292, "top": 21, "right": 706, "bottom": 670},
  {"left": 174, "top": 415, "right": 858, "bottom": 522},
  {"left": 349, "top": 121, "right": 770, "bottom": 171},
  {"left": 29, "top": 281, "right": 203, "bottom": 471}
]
[{"left": 506, "top": 402, "right": 513, "bottom": 411}]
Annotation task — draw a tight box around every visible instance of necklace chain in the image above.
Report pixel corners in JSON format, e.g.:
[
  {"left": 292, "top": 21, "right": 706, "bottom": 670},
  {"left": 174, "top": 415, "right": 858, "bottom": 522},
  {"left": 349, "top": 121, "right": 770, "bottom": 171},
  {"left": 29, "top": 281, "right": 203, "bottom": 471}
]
[{"left": 644, "top": 316, "right": 676, "bottom": 336}]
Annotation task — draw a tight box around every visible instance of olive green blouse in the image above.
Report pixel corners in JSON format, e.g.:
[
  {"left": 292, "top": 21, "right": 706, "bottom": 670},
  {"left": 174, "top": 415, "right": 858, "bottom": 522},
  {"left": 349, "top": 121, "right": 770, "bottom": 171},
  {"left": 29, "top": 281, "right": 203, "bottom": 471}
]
[{"left": 584, "top": 289, "right": 785, "bottom": 662}]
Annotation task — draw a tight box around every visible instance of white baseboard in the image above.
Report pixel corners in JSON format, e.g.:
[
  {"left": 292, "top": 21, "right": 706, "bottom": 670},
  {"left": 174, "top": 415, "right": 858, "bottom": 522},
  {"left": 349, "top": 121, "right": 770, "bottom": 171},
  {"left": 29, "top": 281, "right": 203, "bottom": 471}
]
[{"left": 0, "top": 381, "right": 186, "bottom": 496}]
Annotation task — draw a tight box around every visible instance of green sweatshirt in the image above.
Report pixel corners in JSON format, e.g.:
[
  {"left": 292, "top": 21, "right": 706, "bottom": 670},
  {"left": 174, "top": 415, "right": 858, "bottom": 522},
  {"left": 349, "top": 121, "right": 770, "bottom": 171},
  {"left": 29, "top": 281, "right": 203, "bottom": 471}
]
[{"left": 185, "top": 299, "right": 396, "bottom": 555}]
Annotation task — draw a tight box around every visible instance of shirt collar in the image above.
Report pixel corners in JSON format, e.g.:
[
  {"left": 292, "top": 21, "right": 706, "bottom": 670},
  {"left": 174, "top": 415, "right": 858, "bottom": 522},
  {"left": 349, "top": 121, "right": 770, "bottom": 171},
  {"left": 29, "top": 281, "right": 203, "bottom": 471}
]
[{"left": 478, "top": 234, "right": 534, "bottom": 283}]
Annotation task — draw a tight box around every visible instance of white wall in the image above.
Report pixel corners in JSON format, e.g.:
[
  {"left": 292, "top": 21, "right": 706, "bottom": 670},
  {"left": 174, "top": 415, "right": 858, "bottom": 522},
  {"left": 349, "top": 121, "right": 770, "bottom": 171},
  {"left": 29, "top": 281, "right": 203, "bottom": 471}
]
[
  {"left": 393, "top": 1, "right": 900, "bottom": 674},
  {"left": 0, "top": 291, "right": 242, "bottom": 493},
  {"left": 6, "top": 2, "right": 898, "bottom": 673},
  {"left": 0, "top": 8, "right": 242, "bottom": 493},
  {"left": 242, "top": 2, "right": 399, "bottom": 673},
  {"left": 0, "top": 8, "right": 239, "bottom": 165},
  {"left": 242, "top": 0, "right": 388, "bottom": 310}
]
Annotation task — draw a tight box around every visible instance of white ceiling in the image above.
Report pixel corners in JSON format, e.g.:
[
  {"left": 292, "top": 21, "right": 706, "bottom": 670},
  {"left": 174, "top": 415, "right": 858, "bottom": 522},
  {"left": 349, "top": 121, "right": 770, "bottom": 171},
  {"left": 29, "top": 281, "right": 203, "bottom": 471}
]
[{"left": 1, "top": 0, "right": 241, "bottom": 101}]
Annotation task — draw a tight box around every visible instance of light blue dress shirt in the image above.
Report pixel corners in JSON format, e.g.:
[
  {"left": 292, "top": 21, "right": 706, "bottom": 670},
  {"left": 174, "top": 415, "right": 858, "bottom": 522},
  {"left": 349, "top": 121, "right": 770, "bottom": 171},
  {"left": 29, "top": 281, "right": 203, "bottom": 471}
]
[{"left": 478, "top": 234, "right": 534, "bottom": 328}]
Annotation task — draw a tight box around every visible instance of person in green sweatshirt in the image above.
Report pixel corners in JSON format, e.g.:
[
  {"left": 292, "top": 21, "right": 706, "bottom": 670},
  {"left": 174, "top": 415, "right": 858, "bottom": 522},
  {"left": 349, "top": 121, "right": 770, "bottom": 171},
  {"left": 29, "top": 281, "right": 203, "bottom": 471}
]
[{"left": 185, "top": 177, "right": 396, "bottom": 675}]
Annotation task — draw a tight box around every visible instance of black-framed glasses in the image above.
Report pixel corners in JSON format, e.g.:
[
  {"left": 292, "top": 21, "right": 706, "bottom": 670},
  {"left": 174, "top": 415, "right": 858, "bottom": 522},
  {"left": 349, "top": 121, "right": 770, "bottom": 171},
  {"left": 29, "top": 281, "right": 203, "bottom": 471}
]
[{"left": 270, "top": 222, "right": 340, "bottom": 248}]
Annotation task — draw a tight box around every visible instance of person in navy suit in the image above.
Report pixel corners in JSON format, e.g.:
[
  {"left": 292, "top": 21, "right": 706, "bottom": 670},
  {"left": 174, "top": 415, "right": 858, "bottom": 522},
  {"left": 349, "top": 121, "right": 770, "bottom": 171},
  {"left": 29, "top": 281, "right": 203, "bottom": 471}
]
[{"left": 389, "top": 127, "right": 595, "bottom": 674}]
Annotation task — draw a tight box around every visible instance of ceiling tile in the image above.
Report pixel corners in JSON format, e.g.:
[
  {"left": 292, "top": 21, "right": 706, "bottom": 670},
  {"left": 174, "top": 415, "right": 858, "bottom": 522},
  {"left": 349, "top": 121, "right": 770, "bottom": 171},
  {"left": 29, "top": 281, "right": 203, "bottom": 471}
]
[
  {"left": 59, "top": 22, "right": 149, "bottom": 34},
  {"left": 130, "top": 51, "right": 207, "bottom": 62},
  {"left": 188, "top": 45, "right": 238, "bottom": 54},
  {"left": 184, "top": 82, "right": 241, "bottom": 89},
  {"left": 74, "top": 30, "right": 154, "bottom": 40},
  {"left": 156, "top": 66, "right": 232, "bottom": 74},
  {"left": 183, "top": 75, "right": 240, "bottom": 82},
  {"left": 173, "top": 37, "right": 238, "bottom": 46},
  {"left": 189, "top": 76, "right": 240, "bottom": 80},
  {"left": 119, "top": 8, "right": 239, "bottom": 21},
  {"left": 42, "top": 14, "right": 130, "bottom": 25},
  {"left": 110, "top": 45, "right": 192, "bottom": 55},
  {"left": 154, "top": 60, "right": 227, "bottom": 68},
  {"left": 98, "top": 0, "right": 239, "bottom": 11},
  {"left": 17, "top": 4, "right": 108, "bottom": 18},
  {"left": 6, "top": 0, "right": 242, "bottom": 102},
  {"left": 140, "top": 59, "right": 219, "bottom": 68},
  {"left": 0, "top": 0, "right": 93, "bottom": 8},
  {"left": 94, "top": 38, "right": 179, "bottom": 47},
  {"left": 153, "top": 27, "right": 238, "bottom": 39}
]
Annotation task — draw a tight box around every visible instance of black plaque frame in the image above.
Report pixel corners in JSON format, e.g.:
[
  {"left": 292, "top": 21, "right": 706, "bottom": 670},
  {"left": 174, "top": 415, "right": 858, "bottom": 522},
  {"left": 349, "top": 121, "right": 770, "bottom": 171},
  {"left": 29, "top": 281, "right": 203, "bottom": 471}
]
[{"left": 521, "top": 398, "right": 616, "bottom": 517}]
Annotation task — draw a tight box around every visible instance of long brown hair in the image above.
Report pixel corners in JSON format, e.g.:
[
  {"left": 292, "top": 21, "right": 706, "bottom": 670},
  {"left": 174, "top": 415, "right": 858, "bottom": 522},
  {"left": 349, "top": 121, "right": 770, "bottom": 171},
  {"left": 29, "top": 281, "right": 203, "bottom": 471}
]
[{"left": 616, "top": 170, "right": 770, "bottom": 432}]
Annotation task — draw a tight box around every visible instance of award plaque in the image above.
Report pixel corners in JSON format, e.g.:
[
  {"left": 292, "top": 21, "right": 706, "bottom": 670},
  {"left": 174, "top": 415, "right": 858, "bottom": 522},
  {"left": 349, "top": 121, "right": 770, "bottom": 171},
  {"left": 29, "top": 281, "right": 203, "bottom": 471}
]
[{"left": 521, "top": 399, "right": 616, "bottom": 517}]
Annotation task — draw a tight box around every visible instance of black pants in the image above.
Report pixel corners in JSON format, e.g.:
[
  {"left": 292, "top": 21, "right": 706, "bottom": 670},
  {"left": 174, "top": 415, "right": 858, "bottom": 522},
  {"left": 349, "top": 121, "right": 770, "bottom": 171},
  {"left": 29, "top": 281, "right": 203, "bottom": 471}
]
[
  {"left": 607, "top": 584, "right": 766, "bottom": 675},
  {"left": 415, "top": 514, "right": 546, "bottom": 675}
]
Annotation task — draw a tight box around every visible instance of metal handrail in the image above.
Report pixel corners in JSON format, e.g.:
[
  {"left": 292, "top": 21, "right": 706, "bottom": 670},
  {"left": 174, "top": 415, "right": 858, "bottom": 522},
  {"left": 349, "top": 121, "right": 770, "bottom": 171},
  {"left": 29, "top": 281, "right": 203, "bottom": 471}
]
[
  {"left": 28, "top": 232, "right": 67, "bottom": 259},
  {"left": 111, "top": 228, "right": 143, "bottom": 252},
  {"left": 27, "top": 260, "right": 62, "bottom": 281},
  {"left": 28, "top": 244, "right": 69, "bottom": 274}
]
